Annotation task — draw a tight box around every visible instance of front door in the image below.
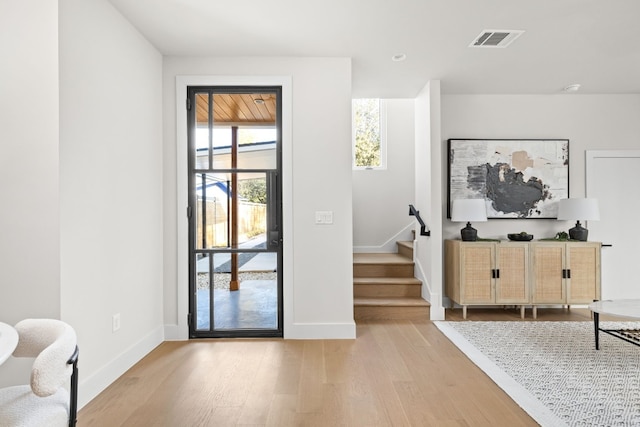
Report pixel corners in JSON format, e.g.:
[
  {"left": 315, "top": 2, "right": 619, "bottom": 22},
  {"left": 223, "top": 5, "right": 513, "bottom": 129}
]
[{"left": 187, "top": 86, "right": 283, "bottom": 338}]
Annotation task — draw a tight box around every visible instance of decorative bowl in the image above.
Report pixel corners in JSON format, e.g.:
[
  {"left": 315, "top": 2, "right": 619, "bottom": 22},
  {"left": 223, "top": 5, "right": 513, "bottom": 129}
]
[{"left": 508, "top": 233, "right": 534, "bottom": 241}]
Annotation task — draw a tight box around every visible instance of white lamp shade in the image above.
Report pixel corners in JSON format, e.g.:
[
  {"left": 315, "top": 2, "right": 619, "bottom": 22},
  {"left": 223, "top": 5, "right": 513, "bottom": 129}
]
[
  {"left": 557, "top": 198, "right": 600, "bottom": 221},
  {"left": 451, "top": 199, "right": 488, "bottom": 222}
]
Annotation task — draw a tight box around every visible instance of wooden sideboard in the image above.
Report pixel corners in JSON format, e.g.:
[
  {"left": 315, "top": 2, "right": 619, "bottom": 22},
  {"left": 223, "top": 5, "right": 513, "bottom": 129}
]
[{"left": 445, "top": 240, "right": 601, "bottom": 319}]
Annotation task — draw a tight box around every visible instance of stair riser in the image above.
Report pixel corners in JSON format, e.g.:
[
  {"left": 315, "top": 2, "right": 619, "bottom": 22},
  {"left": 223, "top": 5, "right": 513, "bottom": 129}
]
[
  {"left": 354, "top": 284, "right": 421, "bottom": 298},
  {"left": 397, "top": 245, "right": 413, "bottom": 259},
  {"left": 354, "top": 305, "right": 429, "bottom": 321},
  {"left": 352, "top": 246, "right": 426, "bottom": 322},
  {"left": 353, "top": 264, "right": 414, "bottom": 278}
]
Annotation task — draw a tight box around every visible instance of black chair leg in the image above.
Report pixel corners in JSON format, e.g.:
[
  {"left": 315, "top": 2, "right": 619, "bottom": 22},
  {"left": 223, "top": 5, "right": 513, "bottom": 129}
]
[{"left": 68, "top": 346, "right": 79, "bottom": 427}]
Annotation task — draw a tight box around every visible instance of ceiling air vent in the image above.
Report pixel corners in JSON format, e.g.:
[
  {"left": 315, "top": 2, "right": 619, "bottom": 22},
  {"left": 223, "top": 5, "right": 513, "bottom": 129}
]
[{"left": 469, "top": 29, "right": 524, "bottom": 48}]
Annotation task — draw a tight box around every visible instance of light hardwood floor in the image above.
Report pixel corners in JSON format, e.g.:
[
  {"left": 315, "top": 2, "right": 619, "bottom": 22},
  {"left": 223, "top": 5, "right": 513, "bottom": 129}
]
[{"left": 79, "top": 308, "right": 596, "bottom": 426}]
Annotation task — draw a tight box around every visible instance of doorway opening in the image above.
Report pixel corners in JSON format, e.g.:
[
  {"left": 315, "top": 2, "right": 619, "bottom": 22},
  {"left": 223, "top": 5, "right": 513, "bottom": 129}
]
[{"left": 187, "top": 87, "right": 283, "bottom": 338}]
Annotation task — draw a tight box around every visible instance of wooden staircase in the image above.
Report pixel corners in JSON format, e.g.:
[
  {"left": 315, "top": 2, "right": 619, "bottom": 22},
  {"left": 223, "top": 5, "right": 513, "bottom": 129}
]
[{"left": 353, "top": 241, "right": 430, "bottom": 321}]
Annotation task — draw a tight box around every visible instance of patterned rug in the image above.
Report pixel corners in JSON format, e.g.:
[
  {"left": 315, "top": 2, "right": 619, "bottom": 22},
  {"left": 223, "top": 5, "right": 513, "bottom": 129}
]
[{"left": 435, "top": 321, "right": 640, "bottom": 427}]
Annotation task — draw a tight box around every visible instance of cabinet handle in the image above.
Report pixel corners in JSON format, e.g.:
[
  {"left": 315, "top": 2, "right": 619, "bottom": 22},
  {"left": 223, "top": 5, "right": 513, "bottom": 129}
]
[
  {"left": 491, "top": 269, "right": 496, "bottom": 279},
  {"left": 567, "top": 269, "right": 571, "bottom": 279},
  {"left": 562, "top": 269, "right": 566, "bottom": 279},
  {"left": 496, "top": 269, "right": 500, "bottom": 279}
]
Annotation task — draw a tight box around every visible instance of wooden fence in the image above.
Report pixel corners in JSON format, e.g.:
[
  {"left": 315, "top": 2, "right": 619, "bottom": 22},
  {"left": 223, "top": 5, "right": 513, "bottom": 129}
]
[{"left": 196, "top": 200, "right": 266, "bottom": 248}]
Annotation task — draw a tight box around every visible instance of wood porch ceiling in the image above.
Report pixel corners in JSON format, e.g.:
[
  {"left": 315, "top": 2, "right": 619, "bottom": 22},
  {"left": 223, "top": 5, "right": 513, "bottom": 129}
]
[{"left": 195, "top": 93, "right": 276, "bottom": 126}]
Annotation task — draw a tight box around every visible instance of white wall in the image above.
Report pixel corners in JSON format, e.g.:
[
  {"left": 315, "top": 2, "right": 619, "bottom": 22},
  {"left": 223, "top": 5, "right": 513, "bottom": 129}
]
[
  {"left": 414, "top": 81, "right": 445, "bottom": 320},
  {"left": 441, "top": 94, "right": 640, "bottom": 242},
  {"left": 353, "top": 99, "right": 416, "bottom": 252},
  {"left": 59, "top": 0, "right": 164, "bottom": 407},
  {"left": 163, "top": 57, "right": 355, "bottom": 339},
  {"left": 0, "top": 0, "right": 61, "bottom": 386}
]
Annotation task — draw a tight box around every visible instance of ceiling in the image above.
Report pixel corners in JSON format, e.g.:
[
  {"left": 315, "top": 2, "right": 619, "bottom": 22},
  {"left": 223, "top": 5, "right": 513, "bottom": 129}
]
[{"left": 108, "top": 0, "right": 640, "bottom": 98}]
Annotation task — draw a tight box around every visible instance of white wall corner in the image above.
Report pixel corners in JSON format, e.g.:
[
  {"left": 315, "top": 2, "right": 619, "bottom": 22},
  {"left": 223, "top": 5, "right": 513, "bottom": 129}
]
[
  {"left": 413, "top": 80, "right": 444, "bottom": 322},
  {"left": 428, "top": 297, "right": 446, "bottom": 321},
  {"left": 414, "top": 254, "right": 445, "bottom": 320},
  {"left": 163, "top": 324, "right": 182, "bottom": 340}
]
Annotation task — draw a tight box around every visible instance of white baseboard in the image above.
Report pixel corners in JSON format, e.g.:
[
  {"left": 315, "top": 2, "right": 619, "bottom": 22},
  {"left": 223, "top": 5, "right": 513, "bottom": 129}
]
[
  {"left": 167, "top": 321, "right": 357, "bottom": 340},
  {"left": 78, "top": 326, "right": 164, "bottom": 409},
  {"left": 284, "top": 321, "right": 356, "bottom": 339},
  {"left": 163, "top": 323, "right": 187, "bottom": 340}
]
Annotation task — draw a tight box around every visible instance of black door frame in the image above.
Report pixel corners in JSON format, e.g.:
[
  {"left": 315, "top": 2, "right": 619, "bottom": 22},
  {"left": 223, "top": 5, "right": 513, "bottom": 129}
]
[{"left": 186, "top": 85, "right": 283, "bottom": 338}]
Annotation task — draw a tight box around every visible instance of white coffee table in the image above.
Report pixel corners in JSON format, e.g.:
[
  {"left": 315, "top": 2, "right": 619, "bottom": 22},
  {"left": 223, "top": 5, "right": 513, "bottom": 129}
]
[
  {"left": 0, "top": 322, "right": 18, "bottom": 364},
  {"left": 589, "top": 299, "right": 640, "bottom": 350}
]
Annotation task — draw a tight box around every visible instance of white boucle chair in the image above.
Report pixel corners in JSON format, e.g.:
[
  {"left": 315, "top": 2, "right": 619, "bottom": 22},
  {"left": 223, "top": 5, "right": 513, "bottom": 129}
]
[{"left": 0, "top": 319, "right": 79, "bottom": 427}]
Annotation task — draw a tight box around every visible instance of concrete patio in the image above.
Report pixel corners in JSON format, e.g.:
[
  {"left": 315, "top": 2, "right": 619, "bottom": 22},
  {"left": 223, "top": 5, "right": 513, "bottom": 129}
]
[{"left": 194, "top": 234, "right": 279, "bottom": 331}]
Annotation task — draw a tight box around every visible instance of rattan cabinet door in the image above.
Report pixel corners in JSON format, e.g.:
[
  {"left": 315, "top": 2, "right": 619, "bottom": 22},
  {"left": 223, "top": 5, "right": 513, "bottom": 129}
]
[
  {"left": 531, "top": 243, "right": 566, "bottom": 304},
  {"left": 567, "top": 242, "right": 601, "bottom": 304},
  {"left": 459, "top": 243, "right": 495, "bottom": 304},
  {"left": 495, "top": 243, "right": 529, "bottom": 304}
]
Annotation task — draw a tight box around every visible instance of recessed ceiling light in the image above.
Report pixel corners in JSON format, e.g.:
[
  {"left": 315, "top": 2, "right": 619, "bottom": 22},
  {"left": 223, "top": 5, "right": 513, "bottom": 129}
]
[
  {"left": 253, "top": 98, "right": 265, "bottom": 105},
  {"left": 563, "top": 84, "right": 581, "bottom": 93},
  {"left": 391, "top": 53, "right": 407, "bottom": 62}
]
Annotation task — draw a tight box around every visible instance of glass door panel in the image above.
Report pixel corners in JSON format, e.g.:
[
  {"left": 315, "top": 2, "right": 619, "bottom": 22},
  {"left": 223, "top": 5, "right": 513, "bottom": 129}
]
[
  {"left": 195, "top": 252, "right": 278, "bottom": 331},
  {"left": 195, "top": 172, "right": 269, "bottom": 249},
  {"left": 188, "top": 86, "right": 282, "bottom": 338}
]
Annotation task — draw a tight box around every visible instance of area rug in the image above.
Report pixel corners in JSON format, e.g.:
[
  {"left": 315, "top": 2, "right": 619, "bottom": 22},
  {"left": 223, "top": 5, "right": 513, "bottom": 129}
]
[{"left": 435, "top": 321, "right": 640, "bottom": 427}]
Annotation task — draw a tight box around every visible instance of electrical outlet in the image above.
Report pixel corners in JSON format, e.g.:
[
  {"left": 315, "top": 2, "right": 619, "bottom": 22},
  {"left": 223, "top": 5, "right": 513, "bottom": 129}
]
[{"left": 112, "top": 313, "right": 121, "bottom": 332}]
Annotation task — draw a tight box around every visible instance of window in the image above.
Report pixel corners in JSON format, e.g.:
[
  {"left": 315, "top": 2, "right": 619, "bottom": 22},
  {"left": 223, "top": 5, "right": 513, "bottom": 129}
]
[{"left": 352, "top": 98, "right": 387, "bottom": 169}]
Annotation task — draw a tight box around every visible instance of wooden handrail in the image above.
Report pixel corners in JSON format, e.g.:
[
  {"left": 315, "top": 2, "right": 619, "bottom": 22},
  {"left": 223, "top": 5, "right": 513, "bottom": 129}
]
[{"left": 408, "top": 204, "right": 431, "bottom": 237}]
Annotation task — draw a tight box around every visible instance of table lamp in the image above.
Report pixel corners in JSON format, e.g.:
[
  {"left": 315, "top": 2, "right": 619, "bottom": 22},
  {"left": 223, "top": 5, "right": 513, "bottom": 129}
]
[
  {"left": 557, "top": 198, "right": 600, "bottom": 241},
  {"left": 451, "top": 199, "right": 488, "bottom": 241}
]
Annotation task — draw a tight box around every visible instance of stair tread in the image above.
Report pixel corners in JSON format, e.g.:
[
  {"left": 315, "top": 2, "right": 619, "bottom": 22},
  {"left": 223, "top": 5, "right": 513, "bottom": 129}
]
[
  {"left": 396, "top": 241, "right": 414, "bottom": 249},
  {"left": 354, "top": 297, "right": 430, "bottom": 307},
  {"left": 353, "top": 253, "right": 413, "bottom": 264},
  {"left": 354, "top": 277, "right": 421, "bottom": 285}
]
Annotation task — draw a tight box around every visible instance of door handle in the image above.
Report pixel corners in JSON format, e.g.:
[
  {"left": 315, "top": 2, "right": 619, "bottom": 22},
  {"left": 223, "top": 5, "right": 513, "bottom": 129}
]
[{"left": 268, "top": 231, "right": 280, "bottom": 249}]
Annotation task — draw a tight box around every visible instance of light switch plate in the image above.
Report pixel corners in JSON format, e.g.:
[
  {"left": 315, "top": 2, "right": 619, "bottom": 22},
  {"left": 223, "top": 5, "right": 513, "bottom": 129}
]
[{"left": 315, "top": 211, "right": 333, "bottom": 224}]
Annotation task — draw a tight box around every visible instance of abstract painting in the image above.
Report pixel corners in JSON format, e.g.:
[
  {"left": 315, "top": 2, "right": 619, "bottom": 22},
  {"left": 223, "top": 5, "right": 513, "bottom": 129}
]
[{"left": 447, "top": 139, "right": 569, "bottom": 219}]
